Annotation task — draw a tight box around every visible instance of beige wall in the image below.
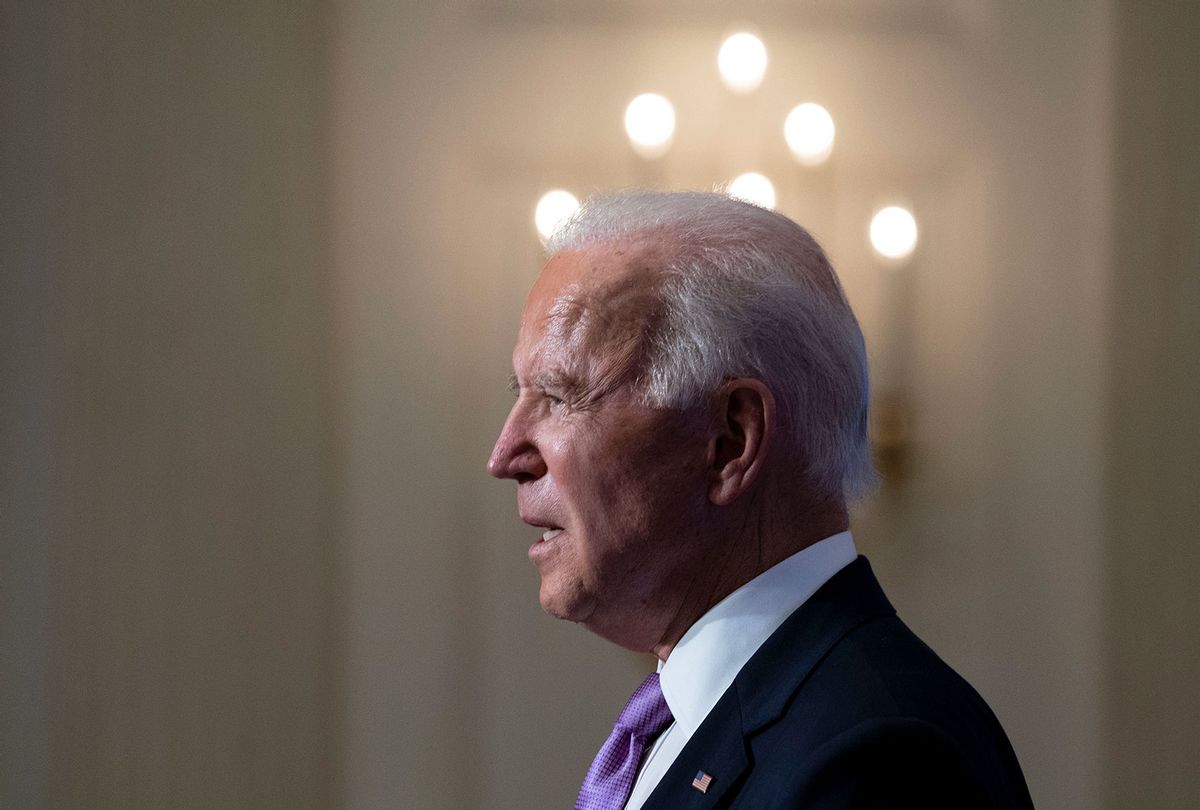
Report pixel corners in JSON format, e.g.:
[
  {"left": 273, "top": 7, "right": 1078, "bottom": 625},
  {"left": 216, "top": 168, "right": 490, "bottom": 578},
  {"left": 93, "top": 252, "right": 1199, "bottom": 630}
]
[
  {"left": 4, "top": 1, "right": 1200, "bottom": 808},
  {"left": 1, "top": 1, "right": 336, "bottom": 807},
  {"left": 1108, "top": 2, "right": 1200, "bottom": 806}
]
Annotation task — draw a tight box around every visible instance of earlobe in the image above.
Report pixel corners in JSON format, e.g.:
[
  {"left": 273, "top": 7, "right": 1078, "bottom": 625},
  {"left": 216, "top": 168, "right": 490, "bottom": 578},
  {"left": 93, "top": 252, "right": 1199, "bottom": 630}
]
[{"left": 708, "top": 379, "right": 774, "bottom": 506}]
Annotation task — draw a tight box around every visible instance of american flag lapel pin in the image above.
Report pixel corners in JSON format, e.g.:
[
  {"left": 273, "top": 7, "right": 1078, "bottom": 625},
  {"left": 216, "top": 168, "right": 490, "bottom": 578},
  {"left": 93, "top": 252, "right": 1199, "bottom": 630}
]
[{"left": 691, "top": 770, "right": 714, "bottom": 793}]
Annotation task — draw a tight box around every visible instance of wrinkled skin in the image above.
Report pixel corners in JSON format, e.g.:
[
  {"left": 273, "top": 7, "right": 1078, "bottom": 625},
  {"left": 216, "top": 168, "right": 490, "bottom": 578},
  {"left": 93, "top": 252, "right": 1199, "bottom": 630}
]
[
  {"left": 487, "top": 245, "right": 724, "bottom": 654},
  {"left": 488, "top": 243, "right": 849, "bottom": 657}
]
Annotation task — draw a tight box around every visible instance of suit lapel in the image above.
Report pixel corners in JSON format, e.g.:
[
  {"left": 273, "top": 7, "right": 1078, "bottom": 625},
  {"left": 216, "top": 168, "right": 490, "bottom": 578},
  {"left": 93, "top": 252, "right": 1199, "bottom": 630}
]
[
  {"left": 638, "top": 691, "right": 749, "bottom": 809},
  {"left": 639, "top": 557, "right": 895, "bottom": 809}
]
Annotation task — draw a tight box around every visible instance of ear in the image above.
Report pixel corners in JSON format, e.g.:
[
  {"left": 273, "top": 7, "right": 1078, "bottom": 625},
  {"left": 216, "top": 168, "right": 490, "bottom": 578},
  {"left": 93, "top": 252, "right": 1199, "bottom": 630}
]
[{"left": 707, "top": 378, "right": 775, "bottom": 506}]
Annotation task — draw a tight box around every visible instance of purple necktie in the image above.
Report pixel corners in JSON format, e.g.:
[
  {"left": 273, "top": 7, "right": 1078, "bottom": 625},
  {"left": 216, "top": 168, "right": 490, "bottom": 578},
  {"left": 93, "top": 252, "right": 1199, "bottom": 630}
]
[{"left": 575, "top": 673, "right": 674, "bottom": 810}]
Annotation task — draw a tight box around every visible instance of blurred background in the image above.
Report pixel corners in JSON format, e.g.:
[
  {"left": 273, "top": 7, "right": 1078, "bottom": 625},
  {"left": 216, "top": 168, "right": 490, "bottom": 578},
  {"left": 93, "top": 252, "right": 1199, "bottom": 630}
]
[{"left": 2, "top": 0, "right": 1197, "bottom": 807}]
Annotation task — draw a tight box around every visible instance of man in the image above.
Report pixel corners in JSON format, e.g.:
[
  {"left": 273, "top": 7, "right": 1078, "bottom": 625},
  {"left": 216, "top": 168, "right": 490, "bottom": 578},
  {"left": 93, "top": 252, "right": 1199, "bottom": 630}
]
[{"left": 487, "top": 191, "right": 1033, "bottom": 809}]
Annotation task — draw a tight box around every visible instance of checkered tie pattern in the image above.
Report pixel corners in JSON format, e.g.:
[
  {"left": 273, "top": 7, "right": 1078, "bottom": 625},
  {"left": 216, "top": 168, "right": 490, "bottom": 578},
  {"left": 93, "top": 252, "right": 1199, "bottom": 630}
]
[{"left": 575, "top": 673, "right": 674, "bottom": 810}]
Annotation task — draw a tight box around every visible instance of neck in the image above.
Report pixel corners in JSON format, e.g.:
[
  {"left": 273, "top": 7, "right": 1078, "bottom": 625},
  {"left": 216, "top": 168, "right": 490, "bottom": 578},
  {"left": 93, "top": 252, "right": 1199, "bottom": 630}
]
[{"left": 650, "top": 495, "right": 849, "bottom": 661}]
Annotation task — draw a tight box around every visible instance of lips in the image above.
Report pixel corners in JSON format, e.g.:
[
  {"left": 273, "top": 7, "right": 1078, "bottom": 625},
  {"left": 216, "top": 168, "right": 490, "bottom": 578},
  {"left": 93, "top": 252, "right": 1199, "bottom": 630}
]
[
  {"left": 523, "top": 517, "right": 566, "bottom": 563},
  {"left": 520, "top": 510, "right": 564, "bottom": 542}
]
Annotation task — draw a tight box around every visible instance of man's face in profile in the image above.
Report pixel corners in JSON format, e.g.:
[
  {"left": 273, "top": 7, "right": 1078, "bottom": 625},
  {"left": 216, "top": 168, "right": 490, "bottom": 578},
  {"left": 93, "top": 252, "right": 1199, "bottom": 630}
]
[{"left": 487, "top": 247, "right": 713, "bottom": 651}]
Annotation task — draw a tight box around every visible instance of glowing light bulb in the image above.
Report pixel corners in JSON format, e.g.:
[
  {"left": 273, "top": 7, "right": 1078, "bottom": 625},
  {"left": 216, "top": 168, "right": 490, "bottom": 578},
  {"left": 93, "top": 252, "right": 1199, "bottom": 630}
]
[
  {"left": 869, "top": 206, "right": 918, "bottom": 260},
  {"left": 534, "top": 189, "right": 580, "bottom": 240},
  {"left": 624, "top": 93, "right": 675, "bottom": 159},
  {"left": 728, "top": 172, "right": 776, "bottom": 209},
  {"left": 718, "top": 32, "right": 767, "bottom": 93},
  {"left": 784, "top": 103, "right": 835, "bottom": 166}
]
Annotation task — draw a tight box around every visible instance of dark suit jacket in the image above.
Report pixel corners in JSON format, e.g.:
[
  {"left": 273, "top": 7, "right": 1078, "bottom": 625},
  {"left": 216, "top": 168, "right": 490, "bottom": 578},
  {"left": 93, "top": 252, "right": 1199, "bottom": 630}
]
[{"left": 640, "top": 557, "right": 1034, "bottom": 809}]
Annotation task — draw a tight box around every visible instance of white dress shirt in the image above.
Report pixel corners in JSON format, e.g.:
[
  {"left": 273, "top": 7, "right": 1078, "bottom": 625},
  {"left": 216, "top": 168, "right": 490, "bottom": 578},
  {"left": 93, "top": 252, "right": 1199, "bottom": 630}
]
[{"left": 623, "top": 531, "right": 857, "bottom": 810}]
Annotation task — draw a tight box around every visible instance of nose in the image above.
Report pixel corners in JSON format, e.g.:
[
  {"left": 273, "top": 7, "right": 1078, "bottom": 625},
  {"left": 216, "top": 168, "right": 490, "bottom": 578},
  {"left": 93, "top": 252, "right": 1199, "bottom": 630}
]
[{"left": 487, "top": 405, "right": 547, "bottom": 482}]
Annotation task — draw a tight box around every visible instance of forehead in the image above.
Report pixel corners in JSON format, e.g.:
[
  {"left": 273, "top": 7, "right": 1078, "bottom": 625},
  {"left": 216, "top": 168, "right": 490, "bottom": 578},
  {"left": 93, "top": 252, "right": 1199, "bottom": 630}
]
[
  {"left": 525, "top": 244, "right": 646, "bottom": 316},
  {"left": 514, "top": 244, "right": 664, "bottom": 366},
  {"left": 518, "top": 243, "right": 657, "bottom": 338}
]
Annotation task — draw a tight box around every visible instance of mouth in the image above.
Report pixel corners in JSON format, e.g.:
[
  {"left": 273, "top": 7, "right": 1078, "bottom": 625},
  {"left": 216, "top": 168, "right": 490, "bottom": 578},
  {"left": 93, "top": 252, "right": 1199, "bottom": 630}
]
[
  {"left": 524, "top": 520, "right": 566, "bottom": 562},
  {"left": 520, "top": 512, "right": 565, "bottom": 543}
]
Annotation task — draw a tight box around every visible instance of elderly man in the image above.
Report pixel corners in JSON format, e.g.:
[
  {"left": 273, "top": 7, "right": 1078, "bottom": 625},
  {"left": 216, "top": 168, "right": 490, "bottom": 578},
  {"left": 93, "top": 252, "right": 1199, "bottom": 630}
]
[{"left": 488, "top": 191, "right": 1032, "bottom": 809}]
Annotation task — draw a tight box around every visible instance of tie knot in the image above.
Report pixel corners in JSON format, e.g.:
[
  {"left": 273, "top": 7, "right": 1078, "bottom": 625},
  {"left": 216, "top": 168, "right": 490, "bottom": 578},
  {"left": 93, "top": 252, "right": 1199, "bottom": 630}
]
[{"left": 614, "top": 672, "right": 673, "bottom": 739}]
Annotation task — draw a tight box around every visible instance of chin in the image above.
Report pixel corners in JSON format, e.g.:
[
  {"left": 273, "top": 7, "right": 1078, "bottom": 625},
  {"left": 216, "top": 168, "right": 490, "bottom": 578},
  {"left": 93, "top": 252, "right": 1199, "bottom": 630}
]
[{"left": 538, "top": 577, "right": 595, "bottom": 624}]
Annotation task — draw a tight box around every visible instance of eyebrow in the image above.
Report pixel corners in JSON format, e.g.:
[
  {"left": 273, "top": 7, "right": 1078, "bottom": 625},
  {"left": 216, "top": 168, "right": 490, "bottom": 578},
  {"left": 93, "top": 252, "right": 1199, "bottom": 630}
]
[{"left": 508, "top": 370, "right": 585, "bottom": 397}]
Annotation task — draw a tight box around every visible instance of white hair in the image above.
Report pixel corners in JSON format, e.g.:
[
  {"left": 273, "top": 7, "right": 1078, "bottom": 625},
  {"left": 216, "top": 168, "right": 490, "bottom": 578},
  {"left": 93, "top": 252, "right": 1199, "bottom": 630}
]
[{"left": 547, "top": 190, "right": 877, "bottom": 500}]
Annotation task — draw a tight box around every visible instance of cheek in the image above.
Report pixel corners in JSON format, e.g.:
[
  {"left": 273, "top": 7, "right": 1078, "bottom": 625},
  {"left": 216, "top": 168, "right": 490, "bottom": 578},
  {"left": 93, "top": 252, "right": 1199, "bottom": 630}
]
[
  {"left": 541, "top": 430, "right": 571, "bottom": 459},
  {"left": 552, "top": 417, "right": 707, "bottom": 538},
  {"left": 596, "top": 448, "right": 706, "bottom": 539},
  {"left": 630, "top": 436, "right": 706, "bottom": 499}
]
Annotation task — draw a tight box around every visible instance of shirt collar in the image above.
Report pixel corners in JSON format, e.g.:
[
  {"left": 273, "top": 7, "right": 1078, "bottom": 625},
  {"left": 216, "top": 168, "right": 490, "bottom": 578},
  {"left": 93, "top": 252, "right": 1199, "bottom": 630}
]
[{"left": 657, "top": 531, "right": 857, "bottom": 736}]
